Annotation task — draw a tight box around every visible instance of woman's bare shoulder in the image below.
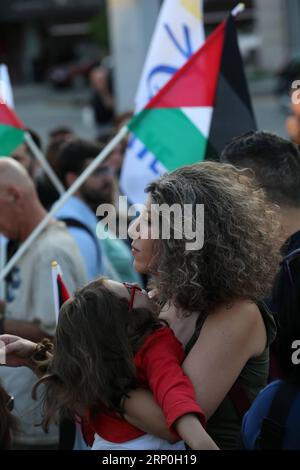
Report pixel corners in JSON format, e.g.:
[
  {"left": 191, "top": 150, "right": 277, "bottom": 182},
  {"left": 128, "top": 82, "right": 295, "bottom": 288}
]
[
  {"left": 211, "top": 298, "right": 263, "bottom": 322},
  {"left": 199, "top": 298, "right": 267, "bottom": 357}
]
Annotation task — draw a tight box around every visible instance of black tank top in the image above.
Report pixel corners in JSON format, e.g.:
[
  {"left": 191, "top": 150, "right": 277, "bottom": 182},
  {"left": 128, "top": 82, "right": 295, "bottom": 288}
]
[{"left": 185, "top": 301, "right": 277, "bottom": 449}]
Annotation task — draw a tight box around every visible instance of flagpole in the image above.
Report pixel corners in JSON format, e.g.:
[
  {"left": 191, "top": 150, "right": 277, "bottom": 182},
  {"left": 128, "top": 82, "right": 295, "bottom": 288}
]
[
  {"left": 0, "top": 125, "right": 129, "bottom": 282},
  {"left": 24, "top": 132, "right": 65, "bottom": 196},
  {"left": 231, "top": 3, "right": 245, "bottom": 17}
]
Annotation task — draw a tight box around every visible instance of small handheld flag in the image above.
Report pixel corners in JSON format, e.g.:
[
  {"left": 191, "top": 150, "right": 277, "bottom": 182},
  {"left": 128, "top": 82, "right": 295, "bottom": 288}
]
[
  {"left": 51, "top": 261, "right": 70, "bottom": 323},
  {"left": 51, "top": 260, "right": 80, "bottom": 450},
  {"left": 124, "top": 8, "right": 256, "bottom": 202}
]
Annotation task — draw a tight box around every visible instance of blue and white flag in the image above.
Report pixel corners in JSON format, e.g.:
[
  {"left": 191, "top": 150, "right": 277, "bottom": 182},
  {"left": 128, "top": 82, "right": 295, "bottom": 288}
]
[{"left": 120, "top": 0, "right": 205, "bottom": 204}]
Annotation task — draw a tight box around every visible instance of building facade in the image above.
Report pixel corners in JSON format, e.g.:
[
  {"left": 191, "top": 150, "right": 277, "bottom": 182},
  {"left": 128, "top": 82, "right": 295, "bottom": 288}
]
[{"left": 0, "top": 0, "right": 104, "bottom": 82}]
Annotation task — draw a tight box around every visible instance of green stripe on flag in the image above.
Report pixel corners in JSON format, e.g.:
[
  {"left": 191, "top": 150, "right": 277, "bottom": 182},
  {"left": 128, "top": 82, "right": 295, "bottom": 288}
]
[
  {"left": 0, "top": 124, "right": 25, "bottom": 156},
  {"left": 129, "top": 108, "right": 207, "bottom": 171}
]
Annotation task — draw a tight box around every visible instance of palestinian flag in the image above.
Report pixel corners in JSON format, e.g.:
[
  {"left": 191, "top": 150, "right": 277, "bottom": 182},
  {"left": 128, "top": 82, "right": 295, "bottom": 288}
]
[
  {"left": 0, "top": 101, "right": 25, "bottom": 155},
  {"left": 51, "top": 261, "right": 70, "bottom": 323},
  {"left": 128, "top": 15, "right": 256, "bottom": 171}
]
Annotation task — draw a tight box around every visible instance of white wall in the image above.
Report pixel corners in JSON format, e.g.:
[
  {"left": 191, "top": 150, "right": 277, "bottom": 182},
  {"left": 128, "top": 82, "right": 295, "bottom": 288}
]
[{"left": 107, "top": 0, "right": 161, "bottom": 113}]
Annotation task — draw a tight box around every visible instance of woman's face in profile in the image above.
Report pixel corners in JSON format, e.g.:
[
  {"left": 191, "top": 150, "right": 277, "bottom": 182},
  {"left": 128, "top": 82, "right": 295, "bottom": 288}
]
[{"left": 128, "top": 197, "right": 160, "bottom": 275}]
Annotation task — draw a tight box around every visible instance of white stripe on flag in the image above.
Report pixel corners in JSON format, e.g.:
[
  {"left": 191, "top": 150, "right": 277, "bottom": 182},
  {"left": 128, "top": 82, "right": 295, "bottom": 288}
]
[{"left": 181, "top": 107, "right": 213, "bottom": 138}]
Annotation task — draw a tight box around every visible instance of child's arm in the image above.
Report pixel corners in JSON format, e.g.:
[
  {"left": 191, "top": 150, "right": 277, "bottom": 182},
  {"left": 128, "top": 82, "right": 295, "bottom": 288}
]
[
  {"left": 135, "top": 328, "right": 218, "bottom": 449},
  {"left": 175, "top": 413, "right": 219, "bottom": 450},
  {"left": 123, "top": 389, "right": 178, "bottom": 442}
]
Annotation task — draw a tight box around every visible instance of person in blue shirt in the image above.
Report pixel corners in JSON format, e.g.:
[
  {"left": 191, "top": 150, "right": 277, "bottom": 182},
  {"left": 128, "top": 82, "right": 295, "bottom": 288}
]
[
  {"left": 56, "top": 193, "right": 104, "bottom": 281},
  {"left": 241, "top": 249, "right": 300, "bottom": 449}
]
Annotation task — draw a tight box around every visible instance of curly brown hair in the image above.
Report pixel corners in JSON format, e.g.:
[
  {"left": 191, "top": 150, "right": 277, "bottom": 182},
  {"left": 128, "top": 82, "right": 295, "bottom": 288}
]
[{"left": 146, "top": 162, "right": 282, "bottom": 318}]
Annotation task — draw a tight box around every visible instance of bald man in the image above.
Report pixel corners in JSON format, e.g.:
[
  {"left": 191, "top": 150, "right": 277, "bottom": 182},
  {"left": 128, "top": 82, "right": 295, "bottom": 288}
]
[{"left": 0, "top": 158, "right": 87, "bottom": 448}]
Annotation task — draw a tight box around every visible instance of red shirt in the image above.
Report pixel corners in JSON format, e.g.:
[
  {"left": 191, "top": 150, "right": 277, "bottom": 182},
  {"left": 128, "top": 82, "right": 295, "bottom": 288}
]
[{"left": 82, "top": 327, "right": 205, "bottom": 444}]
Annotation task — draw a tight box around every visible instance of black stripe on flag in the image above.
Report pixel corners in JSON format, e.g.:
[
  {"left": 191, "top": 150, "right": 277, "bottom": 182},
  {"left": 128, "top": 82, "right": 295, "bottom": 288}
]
[{"left": 206, "top": 15, "right": 257, "bottom": 160}]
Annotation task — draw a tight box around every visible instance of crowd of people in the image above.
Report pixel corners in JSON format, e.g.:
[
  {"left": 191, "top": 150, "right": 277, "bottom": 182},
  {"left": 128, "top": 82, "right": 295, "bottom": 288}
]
[{"left": 0, "top": 107, "right": 300, "bottom": 451}]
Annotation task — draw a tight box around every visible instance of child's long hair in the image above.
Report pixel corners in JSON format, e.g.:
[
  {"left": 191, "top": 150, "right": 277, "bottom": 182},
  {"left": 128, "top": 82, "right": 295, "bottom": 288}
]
[{"left": 34, "top": 279, "right": 162, "bottom": 430}]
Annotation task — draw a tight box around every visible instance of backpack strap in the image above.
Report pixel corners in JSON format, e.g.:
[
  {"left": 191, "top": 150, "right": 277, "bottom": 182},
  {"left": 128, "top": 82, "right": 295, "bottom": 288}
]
[
  {"left": 256, "top": 381, "right": 299, "bottom": 449},
  {"left": 58, "top": 216, "right": 102, "bottom": 450},
  {"left": 60, "top": 217, "right": 102, "bottom": 267}
]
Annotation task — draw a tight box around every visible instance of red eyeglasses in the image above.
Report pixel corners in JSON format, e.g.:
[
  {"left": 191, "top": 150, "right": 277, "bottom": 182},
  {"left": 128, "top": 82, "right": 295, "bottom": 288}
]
[{"left": 123, "top": 282, "right": 142, "bottom": 310}]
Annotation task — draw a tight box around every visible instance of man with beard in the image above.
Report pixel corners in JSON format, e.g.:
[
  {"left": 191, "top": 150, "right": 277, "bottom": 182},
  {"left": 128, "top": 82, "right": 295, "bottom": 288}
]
[{"left": 56, "top": 138, "right": 141, "bottom": 284}]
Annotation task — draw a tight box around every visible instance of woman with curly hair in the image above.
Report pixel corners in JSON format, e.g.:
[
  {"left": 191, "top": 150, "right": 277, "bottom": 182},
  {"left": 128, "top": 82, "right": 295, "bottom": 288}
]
[
  {"left": 124, "top": 161, "right": 282, "bottom": 449},
  {"left": 0, "top": 162, "right": 282, "bottom": 449}
]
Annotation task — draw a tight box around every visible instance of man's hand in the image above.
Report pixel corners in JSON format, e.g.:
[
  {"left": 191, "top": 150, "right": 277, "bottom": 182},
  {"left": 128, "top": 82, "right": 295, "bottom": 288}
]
[{"left": 0, "top": 334, "right": 37, "bottom": 367}]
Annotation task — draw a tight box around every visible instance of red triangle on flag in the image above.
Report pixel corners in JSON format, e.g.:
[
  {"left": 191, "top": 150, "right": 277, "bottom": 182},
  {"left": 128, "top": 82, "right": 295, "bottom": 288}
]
[
  {"left": 0, "top": 101, "right": 24, "bottom": 129},
  {"left": 146, "top": 22, "right": 225, "bottom": 110}
]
